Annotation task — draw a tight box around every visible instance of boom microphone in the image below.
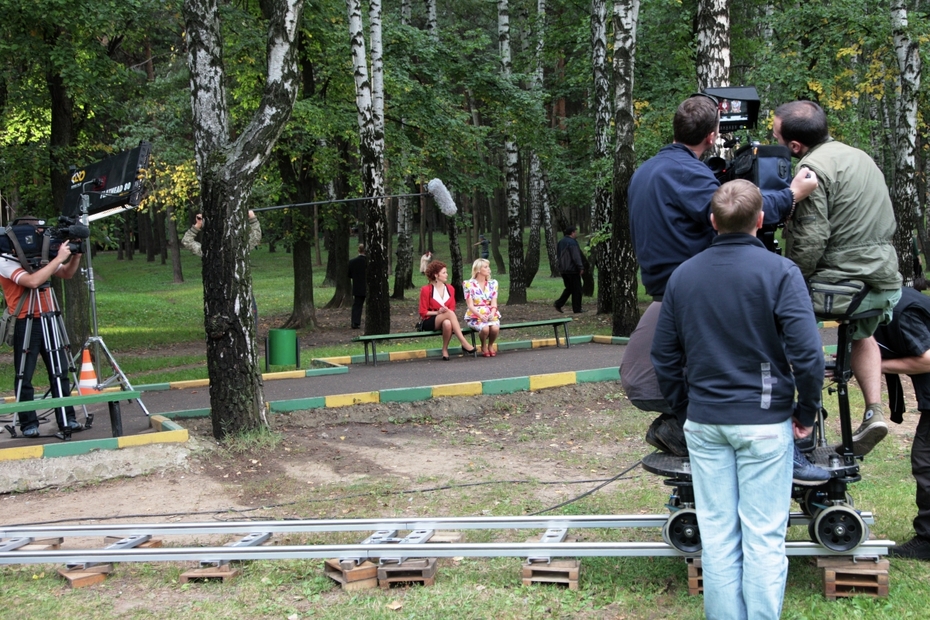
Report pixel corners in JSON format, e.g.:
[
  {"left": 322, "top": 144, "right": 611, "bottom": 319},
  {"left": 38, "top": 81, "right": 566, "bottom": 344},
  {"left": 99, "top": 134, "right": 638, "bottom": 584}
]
[{"left": 426, "top": 178, "right": 457, "bottom": 216}]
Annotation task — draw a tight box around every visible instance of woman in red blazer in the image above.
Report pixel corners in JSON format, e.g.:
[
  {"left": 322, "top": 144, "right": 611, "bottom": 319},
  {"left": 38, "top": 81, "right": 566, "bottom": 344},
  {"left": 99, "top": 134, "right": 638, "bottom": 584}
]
[{"left": 419, "top": 261, "right": 477, "bottom": 360}]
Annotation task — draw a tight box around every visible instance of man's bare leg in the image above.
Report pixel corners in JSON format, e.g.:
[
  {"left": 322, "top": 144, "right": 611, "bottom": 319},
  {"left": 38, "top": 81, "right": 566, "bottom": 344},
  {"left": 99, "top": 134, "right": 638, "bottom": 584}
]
[{"left": 848, "top": 335, "right": 888, "bottom": 455}]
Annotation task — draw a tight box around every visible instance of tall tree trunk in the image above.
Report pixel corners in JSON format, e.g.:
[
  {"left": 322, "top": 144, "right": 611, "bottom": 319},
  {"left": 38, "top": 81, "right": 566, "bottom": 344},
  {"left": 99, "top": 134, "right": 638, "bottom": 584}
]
[
  {"left": 611, "top": 0, "right": 641, "bottom": 335},
  {"left": 392, "top": 190, "right": 415, "bottom": 296},
  {"left": 891, "top": 0, "right": 920, "bottom": 286},
  {"left": 499, "top": 0, "right": 526, "bottom": 304},
  {"left": 590, "top": 0, "right": 612, "bottom": 313},
  {"left": 166, "top": 204, "right": 184, "bottom": 283},
  {"left": 184, "top": 0, "right": 303, "bottom": 439},
  {"left": 47, "top": 59, "right": 90, "bottom": 351},
  {"left": 523, "top": 0, "right": 547, "bottom": 289},
  {"left": 695, "top": 0, "right": 729, "bottom": 90},
  {"left": 348, "top": 0, "right": 389, "bottom": 334},
  {"left": 525, "top": 153, "right": 543, "bottom": 288}
]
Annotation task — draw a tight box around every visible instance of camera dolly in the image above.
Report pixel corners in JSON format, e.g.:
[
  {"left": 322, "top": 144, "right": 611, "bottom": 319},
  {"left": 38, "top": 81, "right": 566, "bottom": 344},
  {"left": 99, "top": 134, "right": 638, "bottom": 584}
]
[{"left": 641, "top": 310, "right": 877, "bottom": 554}]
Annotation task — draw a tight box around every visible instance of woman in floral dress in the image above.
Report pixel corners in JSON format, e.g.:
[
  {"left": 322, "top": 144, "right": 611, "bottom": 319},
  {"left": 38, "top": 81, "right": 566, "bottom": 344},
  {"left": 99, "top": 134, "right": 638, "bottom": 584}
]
[{"left": 463, "top": 259, "right": 501, "bottom": 356}]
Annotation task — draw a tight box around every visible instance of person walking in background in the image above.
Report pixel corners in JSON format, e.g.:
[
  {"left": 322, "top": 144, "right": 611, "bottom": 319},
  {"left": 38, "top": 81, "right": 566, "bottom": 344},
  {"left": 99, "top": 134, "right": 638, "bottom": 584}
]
[
  {"left": 347, "top": 244, "right": 367, "bottom": 329},
  {"left": 474, "top": 234, "right": 490, "bottom": 260},
  {"left": 554, "top": 226, "right": 584, "bottom": 314},
  {"left": 418, "top": 261, "right": 477, "bottom": 361},
  {"left": 419, "top": 249, "right": 433, "bottom": 274},
  {"left": 463, "top": 258, "right": 501, "bottom": 357}
]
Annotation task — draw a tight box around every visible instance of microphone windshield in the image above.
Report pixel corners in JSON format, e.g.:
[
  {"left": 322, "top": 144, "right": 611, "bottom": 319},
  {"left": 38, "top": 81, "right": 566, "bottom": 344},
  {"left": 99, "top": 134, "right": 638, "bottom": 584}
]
[{"left": 427, "top": 178, "right": 457, "bottom": 216}]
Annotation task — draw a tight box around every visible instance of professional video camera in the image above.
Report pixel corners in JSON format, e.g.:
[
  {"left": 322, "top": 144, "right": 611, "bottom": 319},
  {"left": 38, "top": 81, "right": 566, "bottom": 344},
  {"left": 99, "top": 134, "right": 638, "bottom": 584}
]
[
  {"left": 0, "top": 217, "right": 90, "bottom": 268},
  {"left": 699, "top": 86, "right": 793, "bottom": 253}
]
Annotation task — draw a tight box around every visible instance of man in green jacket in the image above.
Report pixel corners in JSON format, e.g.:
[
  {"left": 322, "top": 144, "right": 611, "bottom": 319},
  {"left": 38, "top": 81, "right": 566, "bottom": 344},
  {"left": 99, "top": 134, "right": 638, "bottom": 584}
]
[{"left": 774, "top": 100, "right": 902, "bottom": 456}]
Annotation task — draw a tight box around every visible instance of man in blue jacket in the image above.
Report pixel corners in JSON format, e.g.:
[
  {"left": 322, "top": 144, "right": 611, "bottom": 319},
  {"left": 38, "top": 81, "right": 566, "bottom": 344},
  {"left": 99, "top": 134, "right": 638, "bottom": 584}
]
[
  {"left": 652, "top": 180, "right": 825, "bottom": 619},
  {"left": 622, "top": 93, "right": 818, "bottom": 457}
]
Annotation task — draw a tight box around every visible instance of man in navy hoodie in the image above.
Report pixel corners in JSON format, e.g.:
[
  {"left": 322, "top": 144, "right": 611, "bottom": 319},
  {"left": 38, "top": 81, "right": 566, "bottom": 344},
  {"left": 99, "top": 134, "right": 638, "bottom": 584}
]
[
  {"left": 651, "top": 180, "right": 824, "bottom": 619},
  {"left": 622, "top": 93, "right": 819, "bottom": 457}
]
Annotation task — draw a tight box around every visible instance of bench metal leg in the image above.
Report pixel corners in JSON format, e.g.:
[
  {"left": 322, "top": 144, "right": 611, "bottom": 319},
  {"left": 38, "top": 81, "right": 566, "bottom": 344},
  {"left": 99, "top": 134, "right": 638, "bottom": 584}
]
[
  {"left": 371, "top": 341, "right": 378, "bottom": 366},
  {"left": 563, "top": 323, "right": 570, "bottom": 348}
]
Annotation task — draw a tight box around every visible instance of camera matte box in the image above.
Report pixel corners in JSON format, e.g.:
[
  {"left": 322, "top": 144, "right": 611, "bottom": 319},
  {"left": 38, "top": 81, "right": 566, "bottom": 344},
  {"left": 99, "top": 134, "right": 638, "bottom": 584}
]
[{"left": 62, "top": 141, "right": 151, "bottom": 218}]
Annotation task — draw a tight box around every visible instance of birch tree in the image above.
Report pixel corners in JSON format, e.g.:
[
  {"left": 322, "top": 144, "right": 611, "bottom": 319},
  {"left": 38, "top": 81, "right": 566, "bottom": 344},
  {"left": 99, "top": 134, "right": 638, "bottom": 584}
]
[
  {"left": 499, "top": 0, "right": 527, "bottom": 304},
  {"left": 347, "top": 0, "right": 390, "bottom": 334},
  {"left": 524, "top": 0, "right": 549, "bottom": 288},
  {"left": 891, "top": 0, "right": 920, "bottom": 285},
  {"left": 611, "top": 0, "right": 640, "bottom": 335},
  {"left": 590, "top": 0, "right": 612, "bottom": 313},
  {"left": 183, "top": 0, "right": 303, "bottom": 439},
  {"left": 695, "top": 0, "right": 730, "bottom": 90}
]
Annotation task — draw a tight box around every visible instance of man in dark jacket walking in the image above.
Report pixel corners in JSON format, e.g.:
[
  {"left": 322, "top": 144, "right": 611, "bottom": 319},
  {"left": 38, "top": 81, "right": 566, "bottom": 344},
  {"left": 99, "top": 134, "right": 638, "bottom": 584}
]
[
  {"left": 554, "top": 227, "right": 584, "bottom": 313},
  {"left": 347, "top": 244, "right": 367, "bottom": 329},
  {"left": 652, "top": 180, "right": 825, "bottom": 619}
]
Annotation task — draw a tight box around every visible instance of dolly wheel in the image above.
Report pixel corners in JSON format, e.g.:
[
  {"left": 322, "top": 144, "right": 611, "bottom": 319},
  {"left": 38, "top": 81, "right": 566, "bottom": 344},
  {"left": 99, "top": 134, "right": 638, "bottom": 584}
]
[
  {"left": 663, "top": 509, "right": 702, "bottom": 554},
  {"left": 812, "top": 505, "right": 869, "bottom": 552}
]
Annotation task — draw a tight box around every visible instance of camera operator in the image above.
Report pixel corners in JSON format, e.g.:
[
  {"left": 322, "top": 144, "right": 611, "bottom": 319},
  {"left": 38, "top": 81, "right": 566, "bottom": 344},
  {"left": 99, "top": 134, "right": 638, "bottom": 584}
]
[
  {"left": 774, "top": 100, "right": 902, "bottom": 456},
  {"left": 0, "top": 218, "right": 83, "bottom": 438},
  {"left": 622, "top": 93, "right": 819, "bottom": 464}
]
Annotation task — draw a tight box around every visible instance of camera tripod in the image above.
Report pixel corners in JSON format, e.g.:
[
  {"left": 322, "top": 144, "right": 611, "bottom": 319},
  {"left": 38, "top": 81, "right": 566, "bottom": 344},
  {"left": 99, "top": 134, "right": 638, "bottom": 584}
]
[
  {"left": 4, "top": 282, "right": 89, "bottom": 441},
  {"left": 75, "top": 192, "right": 149, "bottom": 419}
]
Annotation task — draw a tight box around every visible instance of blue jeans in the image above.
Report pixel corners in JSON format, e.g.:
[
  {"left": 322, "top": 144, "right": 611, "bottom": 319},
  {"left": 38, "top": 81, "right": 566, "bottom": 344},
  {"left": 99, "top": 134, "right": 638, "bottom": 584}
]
[{"left": 684, "top": 418, "right": 793, "bottom": 620}]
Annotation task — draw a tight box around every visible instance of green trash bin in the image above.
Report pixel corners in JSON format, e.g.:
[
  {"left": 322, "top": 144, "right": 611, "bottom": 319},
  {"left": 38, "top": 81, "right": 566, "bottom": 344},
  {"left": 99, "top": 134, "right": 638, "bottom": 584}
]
[{"left": 265, "top": 329, "right": 300, "bottom": 372}]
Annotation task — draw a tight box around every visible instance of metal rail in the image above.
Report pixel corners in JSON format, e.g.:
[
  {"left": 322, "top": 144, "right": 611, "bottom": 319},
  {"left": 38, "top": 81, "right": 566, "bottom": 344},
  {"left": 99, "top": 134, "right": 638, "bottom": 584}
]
[
  {"left": 0, "top": 512, "right": 886, "bottom": 567},
  {"left": 0, "top": 540, "right": 893, "bottom": 566},
  {"left": 0, "top": 512, "right": 873, "bottom": 540}
]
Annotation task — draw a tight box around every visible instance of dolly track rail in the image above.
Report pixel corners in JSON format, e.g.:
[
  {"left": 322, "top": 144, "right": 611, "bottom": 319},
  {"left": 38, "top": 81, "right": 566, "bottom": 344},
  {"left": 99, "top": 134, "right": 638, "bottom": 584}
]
[
  {"left": 0, "top": 512, "right": 886, "bottom": 566},
  {"left": 0, "top": 540, "right": 893, "bottom": 566},
  {"left": 0, "top": 512, "right": 874, "bottom": 540}
]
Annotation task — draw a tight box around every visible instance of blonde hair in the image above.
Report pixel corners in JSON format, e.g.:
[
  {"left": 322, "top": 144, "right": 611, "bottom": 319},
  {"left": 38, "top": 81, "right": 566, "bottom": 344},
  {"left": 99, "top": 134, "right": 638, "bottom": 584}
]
[{"left": 471, "top": 258, "right": 490, "bottom": 279}]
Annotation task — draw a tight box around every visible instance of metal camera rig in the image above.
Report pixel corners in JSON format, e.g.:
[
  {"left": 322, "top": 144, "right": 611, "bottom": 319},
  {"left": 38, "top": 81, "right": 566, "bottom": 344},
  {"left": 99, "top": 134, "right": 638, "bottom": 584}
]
[{"left": 640, "top": 88, "right": 872, "bottom": 553}]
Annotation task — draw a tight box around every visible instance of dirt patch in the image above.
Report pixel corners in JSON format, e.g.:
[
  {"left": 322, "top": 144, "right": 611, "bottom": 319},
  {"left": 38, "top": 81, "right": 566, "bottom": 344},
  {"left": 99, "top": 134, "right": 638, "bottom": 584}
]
[{"left": 1, "top": 375, "right": 922, "bottom": 528}]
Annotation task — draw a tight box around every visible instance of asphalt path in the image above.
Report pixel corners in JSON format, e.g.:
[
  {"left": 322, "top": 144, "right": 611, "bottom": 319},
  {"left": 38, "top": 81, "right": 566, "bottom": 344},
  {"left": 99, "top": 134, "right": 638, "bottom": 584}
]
[{"left": 141, "top": 341, "right": 625, "bottom": 415}]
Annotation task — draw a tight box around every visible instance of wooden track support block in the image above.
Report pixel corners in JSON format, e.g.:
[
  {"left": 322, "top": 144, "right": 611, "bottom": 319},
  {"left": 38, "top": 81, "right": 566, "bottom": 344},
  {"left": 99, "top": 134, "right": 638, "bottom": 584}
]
[
  {"left": 57, "top": 564, "right": 113, "bottom": 589},
  {"left": 687, "top": 557, "right": 703, "bottom": 596},
  {"left": 179, "top": 565, "right": 240, "bottom": 583},
  {"left": 816, "top": 557, "right": 889, "bottom": 600},
  {"left": 323, "top": 559, "right": 379, "bottom": 591},
  {"left": 20, "top": 538, "right": 63, "bottom": 551},
  {"left": 377, "top": 557, "right": 438, "bottom": 589},
  {"left": 521, "top": 559, "right": 581, "bottom": 590}
]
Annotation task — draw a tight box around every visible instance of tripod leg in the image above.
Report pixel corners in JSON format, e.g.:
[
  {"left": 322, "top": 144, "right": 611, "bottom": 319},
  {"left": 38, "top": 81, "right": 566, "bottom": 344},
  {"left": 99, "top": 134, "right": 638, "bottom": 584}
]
[{"left": 39, "top": 312, "right": 70, "bottom": 436}]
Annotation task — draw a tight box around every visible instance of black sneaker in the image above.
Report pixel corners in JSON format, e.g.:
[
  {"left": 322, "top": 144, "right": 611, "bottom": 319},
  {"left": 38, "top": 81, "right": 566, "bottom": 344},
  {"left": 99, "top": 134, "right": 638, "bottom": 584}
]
[
  {"left": 889, "top": 536, "right": 930, "bottom": 560},
  {"left": 61, "top": 419, "right": 84, "bottom": 432},
  {"left": 645, "top": 417, "right": 671, "bottom": 453},
  {"left": 792, "top": 444, "right": 831, "bottom": 486},
  {"left": 553, "top": 303, "right": 564, "bottom": 314},
  {"left": 22, "top": 425, "right": 40, "bottom": 439},
  {"left": 655, "top": 418, "right": 689, "bottom": 457}
]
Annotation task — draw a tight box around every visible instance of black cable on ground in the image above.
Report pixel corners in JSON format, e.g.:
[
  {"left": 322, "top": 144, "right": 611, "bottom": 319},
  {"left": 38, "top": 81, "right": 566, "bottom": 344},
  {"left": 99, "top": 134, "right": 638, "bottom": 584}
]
[
  {"left": 529, "top": 458, "right": 644, "bottom": 516},
  {"left": 9, "top": 466, "right": 646, "bottom": 528}
]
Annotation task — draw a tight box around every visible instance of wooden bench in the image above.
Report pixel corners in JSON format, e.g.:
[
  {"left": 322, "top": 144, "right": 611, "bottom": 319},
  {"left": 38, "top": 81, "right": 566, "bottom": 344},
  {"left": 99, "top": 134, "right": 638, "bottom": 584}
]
[
  {"left": 497, "top": 318, "right": 572, "bottom": 348},
  {"left": 353, "top": 330, "right": 478, "bottom": 366},
  {"left": 352, "top": 317, "right": 572, "bottom": 365},
  {"left": 0, "top": 390, "right": 142, "bottom": 439}
]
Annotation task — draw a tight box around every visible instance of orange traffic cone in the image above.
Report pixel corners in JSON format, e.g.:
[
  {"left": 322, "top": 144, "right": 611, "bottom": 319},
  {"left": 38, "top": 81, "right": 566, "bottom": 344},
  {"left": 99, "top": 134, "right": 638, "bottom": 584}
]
[{"left": 77, "top": 349, "right": 101, "bottom": 395}]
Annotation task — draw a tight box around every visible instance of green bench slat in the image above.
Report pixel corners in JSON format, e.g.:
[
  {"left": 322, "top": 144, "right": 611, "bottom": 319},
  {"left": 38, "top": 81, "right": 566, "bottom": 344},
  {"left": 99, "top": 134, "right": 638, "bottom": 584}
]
[
  {"left": 0, "top": 390, "right": 142, "bottom": 416},
  {"left": 498, "top": 319, "right": 572, "bottom": 329},
  {"left": 352, "top": 318, "right": 572, "bottom": 342}
]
